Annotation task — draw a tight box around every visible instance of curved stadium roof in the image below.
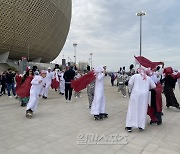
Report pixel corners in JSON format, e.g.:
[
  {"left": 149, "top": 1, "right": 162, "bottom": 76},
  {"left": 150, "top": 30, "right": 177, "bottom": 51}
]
[{"left": 0, "top": 0, "right": 72, "bottom": 62}]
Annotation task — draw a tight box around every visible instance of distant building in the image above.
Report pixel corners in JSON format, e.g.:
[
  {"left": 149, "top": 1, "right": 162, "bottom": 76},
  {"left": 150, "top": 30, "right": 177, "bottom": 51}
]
[{"left": 78, "top": 62, "right": 89, "bottom": 71}]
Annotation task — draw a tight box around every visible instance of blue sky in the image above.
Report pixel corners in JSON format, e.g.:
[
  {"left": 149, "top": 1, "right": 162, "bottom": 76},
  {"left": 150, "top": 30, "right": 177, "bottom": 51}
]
[{"left": 54, "top": 0, "right": 180, "bottom": 71}]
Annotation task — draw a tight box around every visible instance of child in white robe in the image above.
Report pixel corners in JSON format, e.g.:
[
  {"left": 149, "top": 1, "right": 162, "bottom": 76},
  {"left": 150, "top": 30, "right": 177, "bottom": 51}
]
[{"left": 26, "top": 70, "right": 47, "bottom": 118}]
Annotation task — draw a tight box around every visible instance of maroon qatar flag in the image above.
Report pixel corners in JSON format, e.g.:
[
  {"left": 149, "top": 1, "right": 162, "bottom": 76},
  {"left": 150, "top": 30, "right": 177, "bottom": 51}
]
[
  {"left": 16, "top": 76, "right": 33, "bottom": 98},
  {"left": 71, "top": 71, "right": 96, "bottom": 92},
  {"left": 135, "top": 56, "right": 163, "bottom": 69},
  {"left": 51, "top": 79, "right": 59, "bottom": 89},
  {"left": 15, "top": 75, "right": 22, "bottom": 92}
]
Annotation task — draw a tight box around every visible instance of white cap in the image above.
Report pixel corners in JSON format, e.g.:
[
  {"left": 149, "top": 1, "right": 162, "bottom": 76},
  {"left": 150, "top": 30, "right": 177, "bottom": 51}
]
[
  {"left": 48, "top": 67, "right": 51, "bottom": 70},
  {"left": 41, "top": 70, "right": 47, "bottom": 74}
]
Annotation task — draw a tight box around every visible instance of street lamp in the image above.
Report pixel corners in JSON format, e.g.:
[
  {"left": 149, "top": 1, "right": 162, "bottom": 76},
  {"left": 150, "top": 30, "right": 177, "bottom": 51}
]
[
  {"left": 89, "top": 58, "right": 91, "bottom": 65},
  {"left": 90, "top": 53, "right": 93, "bottom": 70},
  {"left": 73, "top": 43, "right": 77, "bottom": 64},
  {"left": 136, "top": 11, "right": 146, "bottom": 56}
]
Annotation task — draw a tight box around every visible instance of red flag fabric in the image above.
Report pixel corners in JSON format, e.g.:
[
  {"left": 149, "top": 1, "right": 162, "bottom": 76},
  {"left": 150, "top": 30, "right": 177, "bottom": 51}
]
[
  {"left": 71, "top": 71, "right": 96, "bottom": 92},
  {"left": 154, "top": 83, "right": 163, "bottom": 112},
  {"left": 135, "top": 56, "right": 163, "bottom": 69},
  {"left": 147, "top": 83, "right": 163, "bottom": 121},
  {"left": 51, "top": 79, "right": 59, "bottom": 89},
  {"left": 15, "top": 75, "right": 22, "bottom": 92},
  {"left": 147, "top": 105, "right": 157, "bottom": 122},
  {"left": 16, "top": 76, "right": 33, "bottom": 98}
]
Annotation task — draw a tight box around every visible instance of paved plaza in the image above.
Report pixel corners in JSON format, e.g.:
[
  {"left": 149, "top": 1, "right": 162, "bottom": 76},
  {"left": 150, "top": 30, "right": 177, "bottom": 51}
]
[{"left": 0, "top": 77, "right": 180, "bottom": 154}]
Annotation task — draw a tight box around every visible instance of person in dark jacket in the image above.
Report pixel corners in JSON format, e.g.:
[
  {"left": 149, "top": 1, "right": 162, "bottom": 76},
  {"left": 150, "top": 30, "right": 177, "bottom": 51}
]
[
  {"left": 6, "top": 69, "right": 16, "bottom": 98},
  {"left": 63, "top": 66, "right": 75, "bottom": 102},
  {"left": 0, "top": 72, "right": 6, "bottom": 95},
  {"left": 110, "top": 73, "right": 115, "bottom": 86},
  {"left": 162, "top": 74, "right": 179, "bottom": 109}
]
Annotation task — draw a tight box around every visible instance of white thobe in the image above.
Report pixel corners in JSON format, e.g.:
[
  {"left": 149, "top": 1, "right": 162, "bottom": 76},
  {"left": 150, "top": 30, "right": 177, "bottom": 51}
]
[
  {"left": 126, "top": 74, "right": 156, "bottom": 129},
  {"left": 154, "top": 68, "right": 163, "bottom": 82},
  {"left": 178, "top": 78, "right": 180, "bottom": 90},
  {"left": 91, "top": 72, "right": 105, "bottom": 115},
  {"left": 26, "top": 75, "right": 45, "bottom": 112},
  {"left": 42, "top": 71, "right": 54, "bottom": 97},
  {"left": 59, "top": 72, "right": 65, "bottom": 94}
]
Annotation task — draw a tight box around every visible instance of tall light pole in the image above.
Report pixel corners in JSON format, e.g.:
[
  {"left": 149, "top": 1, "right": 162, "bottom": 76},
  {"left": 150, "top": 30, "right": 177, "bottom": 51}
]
[
  {"left": 136, "top": 11, "right": 146, "bottom": 56},
  {"left": 89, "top": 58, "right": 91, "bottom": 65},
  {"left": 90, "top": 53, "right": 93, "bottom": 70},
  {"left": 73, "top": 43, "right": 77, "bottom": 65}
]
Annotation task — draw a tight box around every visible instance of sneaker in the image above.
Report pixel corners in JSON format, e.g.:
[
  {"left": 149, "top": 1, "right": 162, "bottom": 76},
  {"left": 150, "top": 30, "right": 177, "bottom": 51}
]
[
  {"left": 123, "top": 95, "right": 127, "bottom": 98},
  {"left": 26, "top": 111, "right": 31, "bottom": 117},
  {"left": 14, "top": 95, "right": 18, "bottom": 98},
  {"left": 138, "top": 127, "right": 143, "bottom": 131},
  {"left": 125, "top": 127, "right": 132, "bottom": 132},
  {"left": 26, "top": 112, "right": 33, "bottom": 119},
  {"left": 157, "top": 121, "right": 162, "bottom": 125},
  {"left": 8, "top": 96, "right": 13, "bottom": 98},
  {"left": 176, "top": 107, "right": 180, "bottom": 110},
  {"left": 43, "top": 96, "right": 47, "bottom": 99},
  {"left": 75, "top": 96, "right": 78, "bottom": 98},
  {"left": 65, "top": 100, "right": 68, "bottom": 103},
  {"left": 150, "top": 120, "right": 157, "bottom": 125}
]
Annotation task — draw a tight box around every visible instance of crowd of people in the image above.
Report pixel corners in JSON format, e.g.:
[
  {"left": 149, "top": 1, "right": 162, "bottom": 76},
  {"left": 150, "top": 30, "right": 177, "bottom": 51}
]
[
  {"left": 109, "top": 63, "right": 180, "bottom": 132},
  {"left": 0, "top": 65, "right": 79, "bottom": 117},
  {"left": 0, "top": 62, "right": 180, "bottom": 132}
]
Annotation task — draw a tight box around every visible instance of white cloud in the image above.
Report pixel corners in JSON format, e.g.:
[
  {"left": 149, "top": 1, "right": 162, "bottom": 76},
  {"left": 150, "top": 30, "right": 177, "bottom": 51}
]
[{"left": 54, "top": 0, "right": 180, "bottom": 71}]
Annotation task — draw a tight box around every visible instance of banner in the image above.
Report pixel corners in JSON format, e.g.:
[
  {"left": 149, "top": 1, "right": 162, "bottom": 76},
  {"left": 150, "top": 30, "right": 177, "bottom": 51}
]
[
  {"left": 71, "top": 71, "right": 96, "bottom": 92},
  {"left": 134, "top": 56, "right": 163, "bottom": 69}
]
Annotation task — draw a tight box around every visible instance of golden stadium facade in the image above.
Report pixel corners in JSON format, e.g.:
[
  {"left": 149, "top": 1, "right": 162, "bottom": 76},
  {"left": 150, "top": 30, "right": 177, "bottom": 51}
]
[{"left": 0, "top": 0, "right": 72, "bottom": 62}]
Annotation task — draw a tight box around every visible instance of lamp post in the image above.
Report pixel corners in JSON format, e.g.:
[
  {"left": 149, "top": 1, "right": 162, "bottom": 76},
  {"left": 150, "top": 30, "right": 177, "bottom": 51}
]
[
  {"left": 89, "top": 58, "right": 91, "bottom": 65},
  {"left": 90, "top": 53, "right": 93, "bottom": 70},
  {"left": 136, "top": 11, "right": 146, "bottom": 56},
  {"left": 73, "top": 43, "right": 77, "bottom": 65}
]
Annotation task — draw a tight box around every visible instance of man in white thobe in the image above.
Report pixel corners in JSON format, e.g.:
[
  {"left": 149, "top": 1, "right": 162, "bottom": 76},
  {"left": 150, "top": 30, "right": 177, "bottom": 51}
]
[
  {"left": 91, "top": 66, "right": 107, "bottom": 120},
  {"left": 59, "top": 70, "right": 65, "bottom": 95},
  {"left": 26, "top": 70, "right": 47, "bottom": 118},
  {"left": 42, "top": 67, "right": 54, "bottom": 99},
  {"left": 126, "top": 68, "right": 156, "bottom": 132}
]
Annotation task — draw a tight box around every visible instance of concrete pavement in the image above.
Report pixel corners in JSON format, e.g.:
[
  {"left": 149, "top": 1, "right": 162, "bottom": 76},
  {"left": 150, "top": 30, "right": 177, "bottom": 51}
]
[{"left": 0, "top": 76, "right": 180, "bottom": 154}]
